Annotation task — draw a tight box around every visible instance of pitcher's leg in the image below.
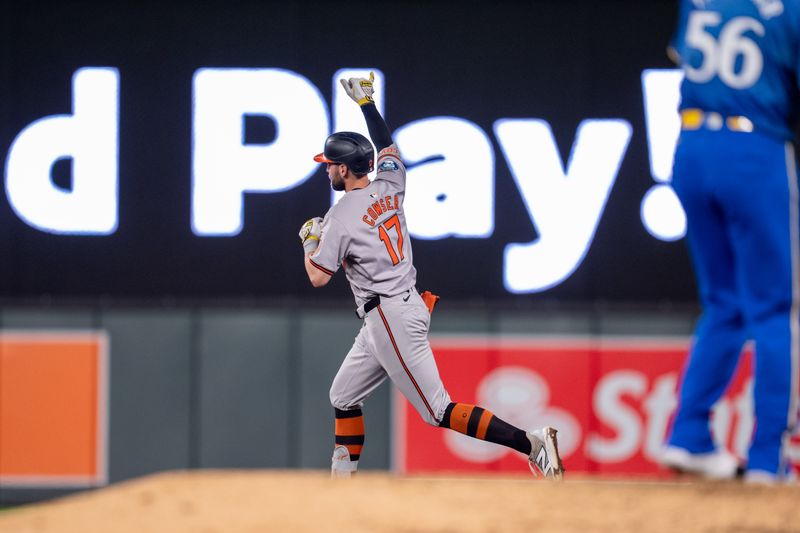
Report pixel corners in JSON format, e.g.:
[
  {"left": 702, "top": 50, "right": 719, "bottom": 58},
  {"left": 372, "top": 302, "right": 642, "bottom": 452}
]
[
  {"left": 732, "top": 141, "right": 800, "bottom": 476},
  {"left": 668, "top": 147, "right": 746, "bottom": 454},
  {"left": 669, "top": 307, "right": 746, "bottom": 452}
]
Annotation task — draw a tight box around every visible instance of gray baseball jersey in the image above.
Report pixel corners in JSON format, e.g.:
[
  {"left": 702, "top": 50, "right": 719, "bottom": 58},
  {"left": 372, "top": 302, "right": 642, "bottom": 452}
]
[{"left": 309, "top": 146, "right": 418, "bottom": 307}]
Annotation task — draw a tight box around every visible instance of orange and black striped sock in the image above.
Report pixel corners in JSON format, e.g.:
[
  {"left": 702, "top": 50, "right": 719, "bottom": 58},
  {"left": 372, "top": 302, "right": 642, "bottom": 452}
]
[
  {"left": 335, "top": 408, "right": 365, "bottom": 461},
  {"left": 439, "top": 402, "right": 531, "bottom": 455}
]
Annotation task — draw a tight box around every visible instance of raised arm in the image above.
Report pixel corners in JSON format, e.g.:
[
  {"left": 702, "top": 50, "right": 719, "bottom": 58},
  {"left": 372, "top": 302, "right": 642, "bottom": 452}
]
[
  {"left": 340, "top": 72, "right": 394, "bottom": 152},
  {"left": 360, "top": 103, "right": 393, "bottom": 152}
]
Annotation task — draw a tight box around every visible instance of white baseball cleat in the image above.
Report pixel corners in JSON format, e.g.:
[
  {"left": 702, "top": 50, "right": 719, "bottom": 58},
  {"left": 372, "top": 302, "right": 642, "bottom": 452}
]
[
  {"left": 331, "top": 445, "right": 357, "bottom": 479},
  {"left": 744, "top": 467, "right": 796, "bottom": 486},
  {"left": 526, "top": 427, "right": 564, "bottom": 480},
  {"left": 658, "top": 445, "right": 739, "bottom": 480},
  {"left": 744, "top": 470, "right": 779, "bottom": 485}
]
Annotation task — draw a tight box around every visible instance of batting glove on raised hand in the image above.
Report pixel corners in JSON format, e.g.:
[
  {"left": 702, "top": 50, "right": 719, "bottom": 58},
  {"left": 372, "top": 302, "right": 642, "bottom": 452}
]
[
  {"left": 340, "top": 72, "right": 375, "bottom": 106},
  {"left": 299, "top": 217, "right": 323, "bottom": 254}
]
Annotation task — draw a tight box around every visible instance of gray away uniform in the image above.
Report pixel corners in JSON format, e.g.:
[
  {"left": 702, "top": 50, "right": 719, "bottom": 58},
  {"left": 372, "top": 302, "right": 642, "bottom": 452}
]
[{"left": 309, "top": 147, "right": 451, "bottom": 425}]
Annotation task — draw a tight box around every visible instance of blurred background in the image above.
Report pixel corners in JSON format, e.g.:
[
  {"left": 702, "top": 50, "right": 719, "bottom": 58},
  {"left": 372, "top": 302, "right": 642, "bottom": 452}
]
[{"left": 2, "top": 0, "right": 773, "bottom": 505}]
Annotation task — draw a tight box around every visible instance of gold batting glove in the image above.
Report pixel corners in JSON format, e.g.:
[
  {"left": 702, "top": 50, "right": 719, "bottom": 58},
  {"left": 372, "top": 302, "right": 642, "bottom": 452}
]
[
  {"left": 299, "top": 217, "right": 323, "bottom": 254},
  {"left": 339, "top": 71, "right": 375, "bottom": 106}
]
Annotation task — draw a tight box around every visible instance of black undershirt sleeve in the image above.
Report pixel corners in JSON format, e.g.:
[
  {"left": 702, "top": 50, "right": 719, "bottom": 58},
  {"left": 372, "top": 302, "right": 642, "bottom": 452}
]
[{"left": 360, "top": 103, "right": 393, "bottom": 152}]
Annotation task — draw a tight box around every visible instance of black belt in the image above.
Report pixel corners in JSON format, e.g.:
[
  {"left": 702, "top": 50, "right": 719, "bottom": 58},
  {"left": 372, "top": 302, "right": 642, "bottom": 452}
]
[
  {"left": 354, "top": 295, "right": 382, "bottom": 319},
  {"left": 356, "top": 289, "right": 413, "bottom": 319},
  {"left": 363, "top": 295, "right": 381, "bottom": 314}
]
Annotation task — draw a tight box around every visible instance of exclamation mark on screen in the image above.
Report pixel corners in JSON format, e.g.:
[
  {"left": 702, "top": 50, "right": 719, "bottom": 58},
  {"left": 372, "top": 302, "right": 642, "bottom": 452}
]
[{"left": 640, "top": 69, "right": 686, "bottom": 242}]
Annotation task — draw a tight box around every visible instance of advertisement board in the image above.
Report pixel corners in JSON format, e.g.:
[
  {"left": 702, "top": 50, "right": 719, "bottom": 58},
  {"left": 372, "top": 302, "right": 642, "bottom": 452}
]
[
  {"left": 394, "top": 336, "right": 800, "bottom": 476},
  {"left": 0, "top": 331, "right": 108, "bottom": 487}
]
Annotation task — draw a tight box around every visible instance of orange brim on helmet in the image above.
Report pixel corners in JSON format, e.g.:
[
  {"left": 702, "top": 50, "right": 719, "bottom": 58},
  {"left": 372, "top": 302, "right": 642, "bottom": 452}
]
[{"left": 313, "top": 153, "right": 337, "bottom": 164}]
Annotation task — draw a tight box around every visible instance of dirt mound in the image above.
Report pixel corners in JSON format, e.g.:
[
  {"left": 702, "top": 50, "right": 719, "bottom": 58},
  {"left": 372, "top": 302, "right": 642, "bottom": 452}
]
[{"left": 0, "top": 470, "right": 798, "bottom": 533}]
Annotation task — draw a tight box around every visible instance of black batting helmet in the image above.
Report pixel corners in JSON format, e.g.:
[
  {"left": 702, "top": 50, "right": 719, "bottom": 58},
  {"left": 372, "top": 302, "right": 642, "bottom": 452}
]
[{"left": 313, "top": 132, "right": 374, "bottom": 175}]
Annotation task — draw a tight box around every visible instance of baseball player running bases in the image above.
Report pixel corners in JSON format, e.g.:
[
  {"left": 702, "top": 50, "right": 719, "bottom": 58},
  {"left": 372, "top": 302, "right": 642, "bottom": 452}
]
[{"left": 299, "top": 73, "right": 564, "bottom": 479}]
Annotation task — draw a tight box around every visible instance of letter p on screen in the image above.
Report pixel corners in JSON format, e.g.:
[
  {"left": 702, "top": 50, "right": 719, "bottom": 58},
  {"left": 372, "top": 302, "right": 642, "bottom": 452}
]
[{"left": 192, "top": 68, "right": 329, "bottom": 236}]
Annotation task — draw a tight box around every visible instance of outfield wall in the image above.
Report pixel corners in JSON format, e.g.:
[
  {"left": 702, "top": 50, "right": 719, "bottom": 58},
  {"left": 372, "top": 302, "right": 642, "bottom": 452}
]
[{"left": 0, "top": 303, "right": 699, "bottom": 504}]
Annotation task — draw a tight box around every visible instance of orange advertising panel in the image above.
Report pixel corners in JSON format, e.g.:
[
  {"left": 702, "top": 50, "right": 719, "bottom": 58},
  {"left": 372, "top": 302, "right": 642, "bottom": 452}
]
[
  {"left": 0, "top": 332, "right": 108, "bottom": 487},
  {"left": 394, "top": 336, "right": 798, "bottom": 476}
]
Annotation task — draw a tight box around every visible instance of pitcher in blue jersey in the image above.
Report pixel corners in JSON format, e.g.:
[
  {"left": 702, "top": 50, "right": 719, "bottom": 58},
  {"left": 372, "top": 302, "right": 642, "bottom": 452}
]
[{"left": 661, "top": 0, "right": 800, "bottom": 483}]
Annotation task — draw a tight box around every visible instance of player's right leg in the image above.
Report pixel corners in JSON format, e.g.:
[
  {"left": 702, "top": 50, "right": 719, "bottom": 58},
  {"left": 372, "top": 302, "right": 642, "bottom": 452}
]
[
  {"left": 660, "top": 131, "right": 745, "bottom": 479},
  {"left": 329, "top": 324, "right": 388, "bottom": 478}
]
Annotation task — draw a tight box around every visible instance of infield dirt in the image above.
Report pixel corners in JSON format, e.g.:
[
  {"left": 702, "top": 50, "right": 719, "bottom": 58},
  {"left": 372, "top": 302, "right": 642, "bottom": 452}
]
[{"left": 0, "top": 470, "right": 797, "bottom": 533}]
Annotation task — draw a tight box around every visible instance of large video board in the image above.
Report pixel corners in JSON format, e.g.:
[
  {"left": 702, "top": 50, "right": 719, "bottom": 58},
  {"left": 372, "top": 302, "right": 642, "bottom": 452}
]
[{"left": 0, "top": 1, "right": 689, "bottom": 302}]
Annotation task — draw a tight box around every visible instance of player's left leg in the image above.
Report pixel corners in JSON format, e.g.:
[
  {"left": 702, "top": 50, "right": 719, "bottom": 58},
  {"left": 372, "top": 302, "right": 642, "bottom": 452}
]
[
  {"left": 364, "top": 292, "right": 451, "bottom": 426},
  {"left": 366, "top": 291, "right": 562, "bottom": 478},
  {"left": 437, "top": 402, "right": 563, "bottom": 478}
]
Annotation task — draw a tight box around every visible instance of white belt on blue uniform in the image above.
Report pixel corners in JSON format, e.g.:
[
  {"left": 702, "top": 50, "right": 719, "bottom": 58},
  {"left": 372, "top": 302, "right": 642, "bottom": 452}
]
[{"left": 681, "top": 108, "right": 754, "bottom": 132}]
